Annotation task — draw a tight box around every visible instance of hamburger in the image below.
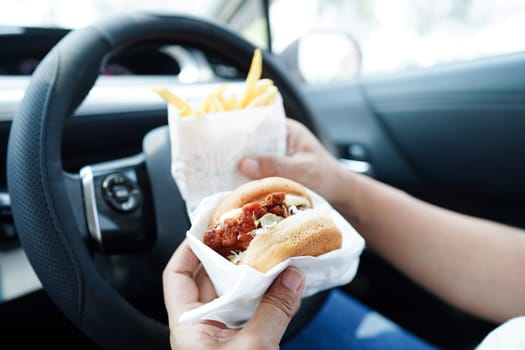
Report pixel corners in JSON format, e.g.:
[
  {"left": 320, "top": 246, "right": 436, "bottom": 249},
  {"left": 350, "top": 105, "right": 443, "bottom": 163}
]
[{"left": 203, "top": 176, "right": 342, "bottom": 273}]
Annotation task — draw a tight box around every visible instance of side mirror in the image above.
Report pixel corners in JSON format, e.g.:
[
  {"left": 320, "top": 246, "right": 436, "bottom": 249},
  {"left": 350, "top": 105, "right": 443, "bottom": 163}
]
[{"left": 279, "top": 30, "right": 362, "bottom": 84}]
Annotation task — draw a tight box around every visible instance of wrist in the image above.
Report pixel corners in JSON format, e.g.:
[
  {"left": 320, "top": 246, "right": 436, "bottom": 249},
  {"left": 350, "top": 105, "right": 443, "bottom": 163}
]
[{"left": 329, "top": 165, "right": 362, "bottom": 221}]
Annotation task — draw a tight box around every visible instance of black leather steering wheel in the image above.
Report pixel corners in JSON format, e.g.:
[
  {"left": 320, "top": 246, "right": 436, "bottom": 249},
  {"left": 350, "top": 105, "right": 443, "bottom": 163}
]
[{"left": 7, "top": 12, "right": 332, "bottom": 349}]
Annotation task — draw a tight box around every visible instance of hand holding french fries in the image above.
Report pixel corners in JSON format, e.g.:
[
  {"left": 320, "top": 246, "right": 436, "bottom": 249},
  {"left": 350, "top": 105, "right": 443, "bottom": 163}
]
[{"left": 152, "top": 48, "right": 278, "bottom": 117}]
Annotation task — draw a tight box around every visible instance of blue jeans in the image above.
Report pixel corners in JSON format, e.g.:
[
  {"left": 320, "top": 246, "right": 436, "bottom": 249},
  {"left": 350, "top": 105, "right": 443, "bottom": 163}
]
[{"left": 282, "top": 289, "right": 438, "bottom": 350}]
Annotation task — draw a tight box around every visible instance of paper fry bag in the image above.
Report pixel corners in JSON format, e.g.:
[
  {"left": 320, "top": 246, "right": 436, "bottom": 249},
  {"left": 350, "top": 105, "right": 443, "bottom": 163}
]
[{"left": 168, "top": 86, "right": 286, "bottom": 214}]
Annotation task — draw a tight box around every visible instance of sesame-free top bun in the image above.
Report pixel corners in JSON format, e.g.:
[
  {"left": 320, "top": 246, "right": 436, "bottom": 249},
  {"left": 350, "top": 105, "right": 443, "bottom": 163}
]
[
  {"left": 239, "top": 209, "right": 342, "bottom": 273},
  {"left": 209, "top": 176, "right": 313, "bottom": 226}
]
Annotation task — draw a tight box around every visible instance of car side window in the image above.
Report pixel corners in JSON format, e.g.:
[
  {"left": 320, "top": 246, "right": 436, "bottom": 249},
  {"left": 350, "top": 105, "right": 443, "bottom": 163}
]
[{"left": 270, "top": 0, "right": 525, "bottom": 83}]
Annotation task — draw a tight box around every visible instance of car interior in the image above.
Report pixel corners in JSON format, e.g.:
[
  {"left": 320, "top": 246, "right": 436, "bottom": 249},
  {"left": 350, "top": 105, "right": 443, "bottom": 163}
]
[{"left": 1, "top": 1, "right": 524, "bottom": 349}]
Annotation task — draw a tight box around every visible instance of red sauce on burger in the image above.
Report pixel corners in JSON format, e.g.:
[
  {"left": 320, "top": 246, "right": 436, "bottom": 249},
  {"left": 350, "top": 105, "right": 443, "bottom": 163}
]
[{"left": 203, "top": 192, "right": 287, "bottom": 258}]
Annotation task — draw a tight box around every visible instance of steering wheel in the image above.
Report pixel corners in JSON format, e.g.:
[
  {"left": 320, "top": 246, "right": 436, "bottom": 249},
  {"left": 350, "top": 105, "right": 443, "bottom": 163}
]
[{"left": 7, "top": 12, "right": 333, "bottom": 349}]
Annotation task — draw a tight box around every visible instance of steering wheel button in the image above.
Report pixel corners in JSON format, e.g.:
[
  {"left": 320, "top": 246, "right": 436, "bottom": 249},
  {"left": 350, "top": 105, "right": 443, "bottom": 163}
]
[
  {"left": 101, "top": 173, "right": 142, "bottom": 212},
  {"left": 112, "top": 185, "right": 131, "bottom": 202}
]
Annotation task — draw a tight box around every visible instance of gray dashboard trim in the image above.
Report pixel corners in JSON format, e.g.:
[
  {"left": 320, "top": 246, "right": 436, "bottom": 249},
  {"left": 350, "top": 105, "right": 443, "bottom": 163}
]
[{"left": 0, "top": 76, "right": 240, "bottom": 122}]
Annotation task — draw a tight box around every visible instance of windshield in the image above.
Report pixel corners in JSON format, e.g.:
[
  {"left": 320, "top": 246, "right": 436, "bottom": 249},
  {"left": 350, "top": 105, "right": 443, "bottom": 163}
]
[{"left": 1, "top": 0, "right": 268, "bottom": 48}]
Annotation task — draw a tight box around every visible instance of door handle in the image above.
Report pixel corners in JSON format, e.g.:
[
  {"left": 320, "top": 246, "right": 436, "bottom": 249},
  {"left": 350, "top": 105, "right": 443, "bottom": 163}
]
[
  {"left": 337, "top": 143, "right": 374, "bottom": 176},
  {"left": 338, "top": 158, "right": 373, "bottom": 176}
]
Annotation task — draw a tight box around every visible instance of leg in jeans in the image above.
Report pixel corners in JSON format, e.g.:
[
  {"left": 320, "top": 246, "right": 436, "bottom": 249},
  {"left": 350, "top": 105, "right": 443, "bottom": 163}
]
[{"left": 281, "top": 289, "right": 438, "bottom": 350}]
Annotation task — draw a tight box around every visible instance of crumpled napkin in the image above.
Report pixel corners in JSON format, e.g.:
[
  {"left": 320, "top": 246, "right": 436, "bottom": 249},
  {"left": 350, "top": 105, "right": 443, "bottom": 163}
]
[
  {"left": 168, "top": 85, "right": 286, "bottom": 214},
  {"left": 179, "top": 188, "right": 366, "bottom": 328}
]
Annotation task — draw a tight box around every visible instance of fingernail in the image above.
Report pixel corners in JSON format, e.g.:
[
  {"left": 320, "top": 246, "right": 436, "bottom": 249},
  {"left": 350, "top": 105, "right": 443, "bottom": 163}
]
[
  {"left": 281, "top": 268, "right": 304, "bottom": 292},
  {"left": 241, "top": 158, "right": 260, "bottom": 177}
]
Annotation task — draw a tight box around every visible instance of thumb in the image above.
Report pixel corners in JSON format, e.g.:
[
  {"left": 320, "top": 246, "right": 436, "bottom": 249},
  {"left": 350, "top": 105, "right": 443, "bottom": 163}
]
[
  {"left": 239, "top": 156, "right": 281, "bottom": 179},
  {"left": 240, "top": 268, "right": 305, "bottom": 347},
  {"left": 239, "top": 156, "right": 306, "bottom": 181}
]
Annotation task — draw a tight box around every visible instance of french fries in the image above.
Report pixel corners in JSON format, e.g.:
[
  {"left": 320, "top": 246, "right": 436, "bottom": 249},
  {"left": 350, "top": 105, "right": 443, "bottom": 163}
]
[
  {"left": 238, "top": 47, "right": 263, "bottom": 108},
  {"left": 152, "top": 48, "right": 278, "bottom": 117},
  {"left": 151, "top": 86, "right": 193, "bottom": 112}
]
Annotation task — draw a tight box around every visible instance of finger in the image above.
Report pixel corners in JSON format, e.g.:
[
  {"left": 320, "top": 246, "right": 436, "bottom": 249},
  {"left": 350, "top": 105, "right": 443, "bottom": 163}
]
[
  {"left": 284, "top": 118, "right": 306, "bottom": 151},
  {"left": 285, "top": 118, "right": 324, "bottom": 154},
  {"left": 195, "top": 264, "right": 218, "bottom": 303},
  {"left": 162, "top": 240, "right": 201, "bottom": 323},
  {"left": 240, "top": 268, "right": 305, "bottom": 347}
]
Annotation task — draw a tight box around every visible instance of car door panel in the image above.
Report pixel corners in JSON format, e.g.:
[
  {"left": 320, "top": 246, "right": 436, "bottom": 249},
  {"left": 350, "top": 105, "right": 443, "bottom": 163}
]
[
  {"left": 364, "top": 52, "right": 525, "bottom": 204},
  {"left": 303, "top": 53, "right": 525, "bottom": 226}
]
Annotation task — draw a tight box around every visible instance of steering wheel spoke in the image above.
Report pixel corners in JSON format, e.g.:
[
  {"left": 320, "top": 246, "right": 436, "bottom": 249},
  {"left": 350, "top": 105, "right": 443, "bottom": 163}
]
[{"left": 79, "top": 153, "right": 156, "bottom": 254}]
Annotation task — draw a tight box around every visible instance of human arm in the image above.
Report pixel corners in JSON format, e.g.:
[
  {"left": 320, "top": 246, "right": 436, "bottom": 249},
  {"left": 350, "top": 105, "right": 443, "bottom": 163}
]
[
  {"left": 162, "top": 240, "right": 305, "bottom": 350},
  {"left": 239, "top": 118, "right": 525, "bottom": 323}
]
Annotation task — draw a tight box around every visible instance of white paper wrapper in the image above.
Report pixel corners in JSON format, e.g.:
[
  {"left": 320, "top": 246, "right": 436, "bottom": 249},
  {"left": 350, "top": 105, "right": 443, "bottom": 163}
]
[
  {"left": 168, "top": 85, "right": 286, "bottom": 214},
  {"left": 179, "top": 189, "right": 366, "bottom": 328}
]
